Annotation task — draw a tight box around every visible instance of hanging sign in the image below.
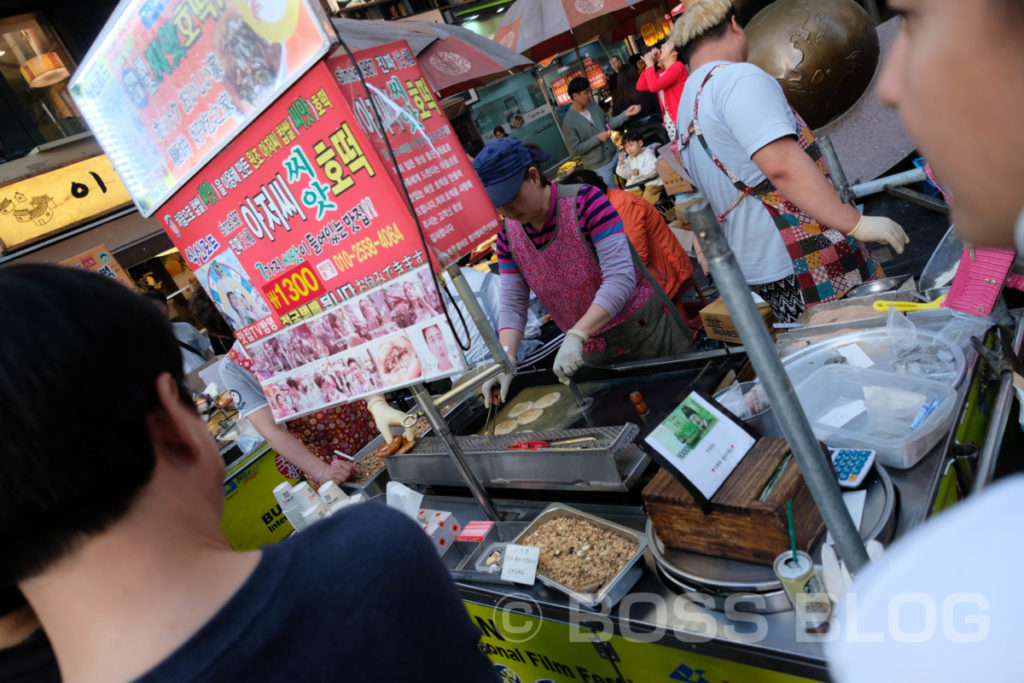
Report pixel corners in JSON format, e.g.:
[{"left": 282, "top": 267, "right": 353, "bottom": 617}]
[
  {"left": 325, "top": 41, "right": 500, "bottom": 270},
  {"left": 60, "top": 244, "right": 136, "bottom": 289},
  {"left": 160, "top": 62, "right": 464, "bottom": 421},
  {"left": 0, "top": 154, "right": 132, "bottom": 252},
  {"left": 68, "top": 0, "right": 336, "bottom": 217}
]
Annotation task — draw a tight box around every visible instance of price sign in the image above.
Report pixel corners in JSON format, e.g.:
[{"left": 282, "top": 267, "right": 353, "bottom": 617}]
[{"left": 501, "top": 544, "right": 540, "bottom": 586}]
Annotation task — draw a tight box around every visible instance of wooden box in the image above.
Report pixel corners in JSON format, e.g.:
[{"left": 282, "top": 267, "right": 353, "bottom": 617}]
[{"left": 642, "top": 438, "right": 825, "bottom": 566}]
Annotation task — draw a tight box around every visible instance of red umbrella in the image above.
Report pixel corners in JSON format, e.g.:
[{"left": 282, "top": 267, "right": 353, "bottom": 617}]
[
  {"left": 332, "top": 19, "right": 532, "bottom": 97},
  {"left": 493, "top": 0, "right": 656, "bottom": 60}
]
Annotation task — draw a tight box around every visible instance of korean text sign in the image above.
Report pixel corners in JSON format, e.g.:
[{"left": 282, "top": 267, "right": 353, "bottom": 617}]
[
  {"left": 161, "top": 62, "right": 464, "bottom": 420},
  {"left": 69, "top": 0, "right": 335, "bottom": 217},
  {"left": 325, "top": 41, "right": 500, "bottom": 270}
]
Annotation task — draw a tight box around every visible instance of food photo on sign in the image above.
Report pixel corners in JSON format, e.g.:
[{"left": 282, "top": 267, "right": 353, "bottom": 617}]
[
  {"left": 68, "top": 0, "right": 337, "bottom": 216},
  {"left": 154, "top": 61, "right": 468, "bottom": 421}
]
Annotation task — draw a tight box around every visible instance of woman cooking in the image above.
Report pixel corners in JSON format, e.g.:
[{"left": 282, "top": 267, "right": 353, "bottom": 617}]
[{"left": 472, "top": 137, "right": 691, "bottom": 405}]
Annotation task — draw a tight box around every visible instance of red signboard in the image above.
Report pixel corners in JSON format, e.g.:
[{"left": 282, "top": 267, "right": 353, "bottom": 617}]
[
  {"left": 325, "top": 41, "right": 500, "bottom": 270},
  {"left": 160, "top": 62, "right": 465, "bottom": 418}
]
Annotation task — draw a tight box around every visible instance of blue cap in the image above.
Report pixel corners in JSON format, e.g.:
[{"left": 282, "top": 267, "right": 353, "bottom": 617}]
[{"left": 472, "top": 137, "right": 545, "bottom": 207}]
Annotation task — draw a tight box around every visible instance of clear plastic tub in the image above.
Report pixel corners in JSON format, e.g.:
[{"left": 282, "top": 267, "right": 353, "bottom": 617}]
[{"left": 793, "top": 365, "right": 956, "bottom": 469}]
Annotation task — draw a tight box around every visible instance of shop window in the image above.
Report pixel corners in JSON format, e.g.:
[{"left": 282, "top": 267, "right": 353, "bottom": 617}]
[{"left": 0, "top": 13, "right": 87, "bottom": 155}]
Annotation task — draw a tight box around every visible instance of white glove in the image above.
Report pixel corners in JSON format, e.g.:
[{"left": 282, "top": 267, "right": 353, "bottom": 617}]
[
  {"left": 481, "top": 368, "right": 515, "bottom": 408},
  {"left": 553, "top": 329, "right": 588, "bottom": 385},
  {"left": 366, "top": 395, "right": 411, "bottom": 444},
  {"left": 849, "top": 215, "right": 910, "bottom": 254}
]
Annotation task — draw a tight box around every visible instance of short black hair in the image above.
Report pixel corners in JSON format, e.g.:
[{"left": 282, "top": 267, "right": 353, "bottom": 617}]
[
  {"left": 493, "top": 126, "right": 507, "bottom": 137},
  {"left": 564, "top": 168, "right": 607, "bottom": 194},
  {"left": 0, "top": 265, "right": 188, "bottom": 584},
  {"left": 680, "top": 7, "right": 738, "bottom": 65},
  {"left": 622, "top": 129, "right": 645, "bottom": 144},
  {"left": 567, "top": 77, "right": 591, "bottom": 97}
]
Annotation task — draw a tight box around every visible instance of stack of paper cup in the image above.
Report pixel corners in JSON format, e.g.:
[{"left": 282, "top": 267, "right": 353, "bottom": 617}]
[
  {"left": 272, "top": 482, "right": 308, "bottom": 532},
  {"left": 300, "top": 499, "right": 328, "bottom": 526},
  {"left": 318, "top": 481, "right": 349, "bottom": 513}
]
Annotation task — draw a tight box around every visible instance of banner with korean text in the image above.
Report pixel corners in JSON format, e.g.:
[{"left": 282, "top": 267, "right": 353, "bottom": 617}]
[
  {"left": 69, "top": 0, "right": 336, "bottom": 217},
  {"left": 161, "top": 62, "right": 464, "bottom": 421},
  {"left": 325, "top": 42, "right": 500, "bottom": 270}
]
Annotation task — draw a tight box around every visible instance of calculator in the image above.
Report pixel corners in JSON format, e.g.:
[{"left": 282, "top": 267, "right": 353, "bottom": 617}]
[{"left": 829, "top": 448, "right": 876, "bottom": 488}]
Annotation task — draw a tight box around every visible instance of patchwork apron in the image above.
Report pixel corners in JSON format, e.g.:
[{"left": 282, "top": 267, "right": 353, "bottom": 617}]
[{"left": 681, "top": 64, "right": 881, "bottom": 306}]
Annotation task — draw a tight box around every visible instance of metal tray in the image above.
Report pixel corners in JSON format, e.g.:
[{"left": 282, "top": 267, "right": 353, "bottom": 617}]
[
  {"left": 654, "top": 564, "right": 793, "bottom": 614},
  {"left": 511, "top": 503, "right": 648, "bottom": 610},
  {"left": 384, "top": 424, "right": 649, "bottom": 492},
  {"left": 473, "top": 542, "right": 509, "bottom": 573},
  {"left": 647, "top": 464, "right": 897, "bottom": 600},
  {"left": 340, "top": 437, "right": 392, "bottom": 497}
]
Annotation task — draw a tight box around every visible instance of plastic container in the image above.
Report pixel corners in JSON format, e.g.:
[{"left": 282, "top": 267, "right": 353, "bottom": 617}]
[{"left": 793, "top": 365, "right": 956, "bottom": 469}]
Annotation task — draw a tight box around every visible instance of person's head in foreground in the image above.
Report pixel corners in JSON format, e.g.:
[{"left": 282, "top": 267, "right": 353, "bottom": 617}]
[
  {"left": 0, "top": 265, "right": 203, "bottom": 590},
  {"left": 876, "top": 0, "right": 1024, "bottom": 249},
  {"left": 472, "top": 136, "right": 551, "bottom": 225}
]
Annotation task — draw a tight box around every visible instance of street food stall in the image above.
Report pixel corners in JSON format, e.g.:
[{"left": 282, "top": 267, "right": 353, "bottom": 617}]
[{"left": 67, "top": 2, "right": 1022, "bottom": 682}]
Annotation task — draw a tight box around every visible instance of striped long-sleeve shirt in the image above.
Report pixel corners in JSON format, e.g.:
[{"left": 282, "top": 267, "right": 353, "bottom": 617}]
[{"left": 496, "top": 183, "right": 637, "bottom": 333}]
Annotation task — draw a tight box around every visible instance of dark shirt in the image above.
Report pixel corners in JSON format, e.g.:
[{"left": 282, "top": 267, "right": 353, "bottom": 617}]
[
  {"left": 0, "top": 629, "right": 60, "bottom": 683},
  {"left": 137, "top": 504, "right": 496, "bottom": 682}
]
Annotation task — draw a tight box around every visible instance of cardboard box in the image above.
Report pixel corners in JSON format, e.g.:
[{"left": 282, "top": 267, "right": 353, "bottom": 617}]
[
  {"left": 698, "top": 296, "right": 776, "bottom": 343},
  {"left": 417, "top": 509, "right": 459, "bottom": 555},
  {"left": 657, "top": 159, "right": 695, "bottom": 196}
]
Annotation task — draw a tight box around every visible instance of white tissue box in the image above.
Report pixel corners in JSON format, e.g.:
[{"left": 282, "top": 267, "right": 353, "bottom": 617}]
[{"left": 417, "top": 509, "right": 458, "bottom": 555}]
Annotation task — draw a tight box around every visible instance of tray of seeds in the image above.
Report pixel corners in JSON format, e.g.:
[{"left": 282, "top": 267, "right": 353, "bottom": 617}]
[{"left": 512, "top": 503, "right": 648, "bottom": 609}]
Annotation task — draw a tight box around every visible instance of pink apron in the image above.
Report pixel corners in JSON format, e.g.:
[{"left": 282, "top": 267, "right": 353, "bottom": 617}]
[{"left": 505, "top": 184, "right": 652, "bottom": 352}]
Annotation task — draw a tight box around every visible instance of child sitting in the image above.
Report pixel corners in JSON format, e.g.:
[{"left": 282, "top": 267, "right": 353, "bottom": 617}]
[{"left": 614, "top": 130, "right": 663, "bottom": 205}]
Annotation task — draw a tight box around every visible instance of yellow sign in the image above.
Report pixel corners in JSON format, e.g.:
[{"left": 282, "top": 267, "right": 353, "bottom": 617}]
[
  {"left": 463, "top": 601, "right": 824, "bottom": 683},
  {"left": 60, "top": 244, "right": 136, "bottom": 289},
  {"left": 221, "top": 446, "right": 301, "bottom": 551},
  {"left": 0, "top": 153, "right": 132, "bottom": 252}
]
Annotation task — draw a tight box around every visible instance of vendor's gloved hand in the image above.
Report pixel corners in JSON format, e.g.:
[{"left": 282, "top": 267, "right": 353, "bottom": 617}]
[
  {"left": 849, "top": 215, "right": 910, "bottom": 254},
  {"left": 553, "top": 329, "right": 588, "bottom": 385},
  {"left": 320, "top": 458, "right": 354, "bottom": 485},
  {"left": 481, "top": 367, "right": 515, "bottom": 408},
  {"left": 366, "top": 395, "right": 411, "bottom": 444}
]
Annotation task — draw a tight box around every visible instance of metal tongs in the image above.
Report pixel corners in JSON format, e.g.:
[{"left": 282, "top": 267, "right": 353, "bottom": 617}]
[{"left": 483, "top": 388, "right": 500, "bottom": 436}]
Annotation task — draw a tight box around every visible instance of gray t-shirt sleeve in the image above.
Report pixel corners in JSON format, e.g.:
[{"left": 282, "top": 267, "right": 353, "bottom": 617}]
[
  {"left": 218, "top": 358, "right": 268, "bottom": 417},
  {"left": 719, "top": 66, "right": 798, "bottom": 159}
]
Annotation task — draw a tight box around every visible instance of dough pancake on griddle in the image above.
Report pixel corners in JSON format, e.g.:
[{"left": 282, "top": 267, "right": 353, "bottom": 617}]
[
  {"left": 534, "top": 392, "right": 561, "bottom": 409},
  {"left": 516, "top": 408, "right": 544, "bottom": 425},
  {"left": 495, "top": 420, "right": 518, "bottom": 435},
  {"left": 508, "top": 401, "right": 534, "bottom": 418}
]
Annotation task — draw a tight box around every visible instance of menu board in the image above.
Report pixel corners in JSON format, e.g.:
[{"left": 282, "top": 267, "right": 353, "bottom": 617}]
[
  {"left": 160, "top": 62, "right": 464, "bottom": 419},
  {"left": 68, "top": 0, "right": 335, "bottom": 216},
  {"left": 325, "top": 41, "right": 500, "bottom": 270}
]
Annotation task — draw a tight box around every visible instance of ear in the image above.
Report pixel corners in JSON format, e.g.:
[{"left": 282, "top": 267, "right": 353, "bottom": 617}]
[{"left": 146, "top": 372, "right": 208, "bottom": 470}]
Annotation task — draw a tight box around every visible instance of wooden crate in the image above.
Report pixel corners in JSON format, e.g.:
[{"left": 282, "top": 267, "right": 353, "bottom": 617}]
[{"left": 642, "top": 438, "right": 825, "bottom": 566}]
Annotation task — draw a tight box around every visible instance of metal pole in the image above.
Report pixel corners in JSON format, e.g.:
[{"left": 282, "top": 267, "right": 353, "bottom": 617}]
[
  {"left": 446, "top": 263, "right": 514, "bottom": 373},
  {"left": 817, "top": 135, "right": 853, "bottom": 204},
  {"left": 848, "top": 167, "right": 927, "bottom": 200},
  {"left": 973, "top": 315, "right": 1024, "bottom": 493},
  {"left": 409, "top": 382, "right": 503, "bottom": 522},
  {"left": 686, "top": 199, "right": 870, "bottom": 574}
]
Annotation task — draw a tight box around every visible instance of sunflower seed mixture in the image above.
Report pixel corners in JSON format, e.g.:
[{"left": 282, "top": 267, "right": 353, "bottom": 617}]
[
  {"left": 522, "top": 516, "right": 637, "bottom": 593},
  {"left": 352, "top": 454, "right": 386, "bottom": 483}
]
